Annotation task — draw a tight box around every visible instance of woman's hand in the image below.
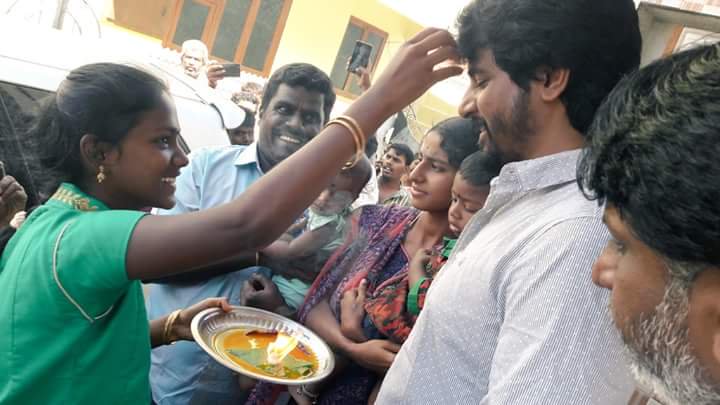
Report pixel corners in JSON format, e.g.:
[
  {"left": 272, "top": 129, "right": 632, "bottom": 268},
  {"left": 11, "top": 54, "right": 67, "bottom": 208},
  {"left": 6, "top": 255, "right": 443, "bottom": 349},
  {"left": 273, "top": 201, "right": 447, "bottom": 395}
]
[
  {"left": 340, "top": 279, "right": 368, "bottom": 342},
  {"left": 347, "top": 339, "right": 401, "bottom": 373},
  {"left": 361, "top": 28, "right": 463, "bottom": 116},
  {"left": 173, "top": 297, "right": 232, "bottom": 341}
]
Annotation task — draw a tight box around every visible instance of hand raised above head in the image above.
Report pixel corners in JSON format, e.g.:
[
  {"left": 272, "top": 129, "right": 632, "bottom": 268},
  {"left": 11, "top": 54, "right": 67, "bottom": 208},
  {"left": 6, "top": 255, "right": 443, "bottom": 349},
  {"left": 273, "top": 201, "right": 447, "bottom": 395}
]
[
  {"left": 206, "top": 62, "right": 226, "bottom": 88},
  {"left": 354, "top": 67, "right": 372, "bottom": 92},
  {"left": 364, "top": 28, "right": 463, "bottom": 114}
]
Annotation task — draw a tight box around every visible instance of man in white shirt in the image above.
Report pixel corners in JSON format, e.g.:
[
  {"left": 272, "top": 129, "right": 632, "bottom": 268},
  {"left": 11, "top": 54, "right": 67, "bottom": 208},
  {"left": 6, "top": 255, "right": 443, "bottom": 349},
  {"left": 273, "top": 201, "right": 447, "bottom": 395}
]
[
  {"left": 377, "top": 0, "right": 642, "bottom": 403},
  {"left": 179, "top": 39, "right": 224, "bottom": 89}
]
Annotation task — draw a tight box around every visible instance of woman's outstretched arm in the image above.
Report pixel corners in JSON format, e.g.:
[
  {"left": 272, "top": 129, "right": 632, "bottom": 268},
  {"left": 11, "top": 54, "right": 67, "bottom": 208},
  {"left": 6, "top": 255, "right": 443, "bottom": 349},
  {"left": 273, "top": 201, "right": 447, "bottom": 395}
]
[{"left": 125, "top": 28, "right": 462, "bottom": 281}]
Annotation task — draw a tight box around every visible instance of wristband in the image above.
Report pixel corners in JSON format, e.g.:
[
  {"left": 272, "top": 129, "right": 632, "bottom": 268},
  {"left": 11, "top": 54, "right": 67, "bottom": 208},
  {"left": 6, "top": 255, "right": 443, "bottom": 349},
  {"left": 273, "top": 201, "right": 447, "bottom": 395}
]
[{"left": 407, "top": 276, "right": 429, "bottom": 316}]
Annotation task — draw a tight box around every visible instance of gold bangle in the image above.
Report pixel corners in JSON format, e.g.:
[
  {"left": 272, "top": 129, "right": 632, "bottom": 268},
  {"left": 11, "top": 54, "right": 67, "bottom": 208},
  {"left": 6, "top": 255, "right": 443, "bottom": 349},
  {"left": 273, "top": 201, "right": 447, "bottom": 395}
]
[
  {"left": 326, "top": 116, "right": 365, "bottom": 168},
  {"left": 163, "top": 309, "right": 182, "bottom": 345},
  {"left": 335, "top": 116, "right": 365, "bottom": 147},
  {"left": 326, "top": 119, "right": 361, "bottom": 168},
  {"left": 336, "top": 116, "right": 366, "bottom": 167}
]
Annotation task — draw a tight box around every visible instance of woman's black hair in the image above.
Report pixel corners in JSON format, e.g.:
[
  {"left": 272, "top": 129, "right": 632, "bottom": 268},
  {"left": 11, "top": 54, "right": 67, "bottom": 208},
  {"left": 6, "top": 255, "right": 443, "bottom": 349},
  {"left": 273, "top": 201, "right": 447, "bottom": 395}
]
[
  {"left": 458, "top": 150, "right": 502, "bottom": 187},
  {"left": 34, "top": 63, "right": 168, "bottom": 192},
  {"left": 0, "top": 63, "right": 168, "bottom": 254},
  {"left": 428, "top": 117, "right": 481, "bottom": 168}
]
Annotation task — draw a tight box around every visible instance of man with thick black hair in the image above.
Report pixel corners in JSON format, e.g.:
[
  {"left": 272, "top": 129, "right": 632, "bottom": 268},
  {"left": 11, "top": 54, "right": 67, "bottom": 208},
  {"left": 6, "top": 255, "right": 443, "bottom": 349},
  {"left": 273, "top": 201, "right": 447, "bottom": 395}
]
[{"left": 378, "top": 0, "right": 642, "bottom": 403}]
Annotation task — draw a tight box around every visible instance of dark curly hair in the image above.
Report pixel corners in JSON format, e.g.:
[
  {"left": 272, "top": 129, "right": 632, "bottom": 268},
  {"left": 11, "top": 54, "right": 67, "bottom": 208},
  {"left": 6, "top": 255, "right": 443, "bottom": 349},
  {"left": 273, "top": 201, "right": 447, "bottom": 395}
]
[
  {"left": 578, "top": 43, "right": 720, "bottom": 267},
  {"left": 456, "top": 0, "right": 641, "bottom": 135},
  {"left": 387, "top": 143, "right": 414, "bottom": 166}
]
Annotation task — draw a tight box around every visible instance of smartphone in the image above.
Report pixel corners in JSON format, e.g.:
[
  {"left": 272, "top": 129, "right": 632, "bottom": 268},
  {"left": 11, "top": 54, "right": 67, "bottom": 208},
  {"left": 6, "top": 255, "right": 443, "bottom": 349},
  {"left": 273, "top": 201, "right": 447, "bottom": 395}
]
[
  {"left": 347, "top": 41, "right": 373, "bottom": 74},
  {"left": 221, "top": 63, "right": 242, "bottom": 77},
  {"left": 0, "top": 161, "right": 5, "bottom": 178}
]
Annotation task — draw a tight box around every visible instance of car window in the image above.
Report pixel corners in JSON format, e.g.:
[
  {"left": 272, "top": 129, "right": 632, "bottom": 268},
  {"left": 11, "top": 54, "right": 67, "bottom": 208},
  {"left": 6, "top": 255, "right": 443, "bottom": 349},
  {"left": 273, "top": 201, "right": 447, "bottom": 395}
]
[
  {"left": 0, "top": 81, "right": 195, "bottom": 206},
  {"left": 0, "top": 81, "right": 52, "bottom": 206}
]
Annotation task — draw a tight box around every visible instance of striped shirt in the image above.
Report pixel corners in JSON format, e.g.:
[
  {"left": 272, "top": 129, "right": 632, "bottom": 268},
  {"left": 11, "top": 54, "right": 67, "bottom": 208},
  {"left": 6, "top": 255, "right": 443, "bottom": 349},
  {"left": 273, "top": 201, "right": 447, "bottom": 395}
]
[{"left": 377, "top": 150, "right": 633, "bottom": 404}]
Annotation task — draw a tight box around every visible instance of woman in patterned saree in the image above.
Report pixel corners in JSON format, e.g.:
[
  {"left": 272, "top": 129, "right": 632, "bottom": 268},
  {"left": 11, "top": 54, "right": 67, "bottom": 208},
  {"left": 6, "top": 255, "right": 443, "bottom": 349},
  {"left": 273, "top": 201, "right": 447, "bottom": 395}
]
[{"left": 249, "top": 117, "right": 480, "bottom": 404}]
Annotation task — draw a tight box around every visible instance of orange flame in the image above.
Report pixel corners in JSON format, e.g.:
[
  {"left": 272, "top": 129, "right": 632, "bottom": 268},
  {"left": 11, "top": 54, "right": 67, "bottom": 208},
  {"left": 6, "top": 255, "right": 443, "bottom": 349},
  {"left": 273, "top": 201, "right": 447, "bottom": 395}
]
[{"left": 266, "top": 332, "right": 298, "bottom": 365}]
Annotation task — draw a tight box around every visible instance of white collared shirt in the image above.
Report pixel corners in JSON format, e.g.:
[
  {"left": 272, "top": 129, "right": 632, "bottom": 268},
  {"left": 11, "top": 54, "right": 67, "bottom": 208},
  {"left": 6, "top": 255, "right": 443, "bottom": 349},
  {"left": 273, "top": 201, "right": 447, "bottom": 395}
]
[{"left": 377, "top": 150, "right": 633, "bottom": 404}]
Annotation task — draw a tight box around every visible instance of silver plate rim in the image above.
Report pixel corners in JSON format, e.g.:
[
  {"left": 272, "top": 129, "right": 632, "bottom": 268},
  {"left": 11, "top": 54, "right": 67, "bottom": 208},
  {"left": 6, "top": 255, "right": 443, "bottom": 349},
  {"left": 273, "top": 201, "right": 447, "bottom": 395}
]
[{"left": 190, "top": 305, "right": 335, "bottom": 385}]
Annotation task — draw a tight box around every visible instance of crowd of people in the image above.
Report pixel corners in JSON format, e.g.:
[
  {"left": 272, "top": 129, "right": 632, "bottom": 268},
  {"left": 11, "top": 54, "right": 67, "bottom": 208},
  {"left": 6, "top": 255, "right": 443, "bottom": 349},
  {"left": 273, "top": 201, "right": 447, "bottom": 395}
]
[{"left": 1, "top": 0, "right": 720, "bottom": 404}]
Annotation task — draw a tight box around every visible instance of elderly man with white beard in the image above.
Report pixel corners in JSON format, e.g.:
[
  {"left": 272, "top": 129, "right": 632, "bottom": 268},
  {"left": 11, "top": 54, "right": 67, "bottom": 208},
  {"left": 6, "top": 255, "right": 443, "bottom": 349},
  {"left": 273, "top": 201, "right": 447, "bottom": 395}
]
[{"left": 579, "top": 43, "right": 720, "bottom": 405}]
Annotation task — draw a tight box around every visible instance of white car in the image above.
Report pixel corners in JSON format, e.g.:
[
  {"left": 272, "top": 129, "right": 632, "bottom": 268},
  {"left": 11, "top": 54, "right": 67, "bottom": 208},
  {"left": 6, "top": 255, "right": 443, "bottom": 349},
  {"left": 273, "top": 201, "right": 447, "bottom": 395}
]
[
  {"left": 0, "top": 17, "right": 243, "bottom": 155},
  {"left": 0, "top": 18, "right": 244, "bottom": 206}
]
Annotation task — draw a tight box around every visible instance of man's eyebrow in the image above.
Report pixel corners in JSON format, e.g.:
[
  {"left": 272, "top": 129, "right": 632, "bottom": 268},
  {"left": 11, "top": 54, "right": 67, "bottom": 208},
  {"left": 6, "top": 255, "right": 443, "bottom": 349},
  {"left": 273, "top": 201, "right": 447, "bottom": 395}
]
[{"left": 467, "top": 66, "right": 487, "bottom": 77}]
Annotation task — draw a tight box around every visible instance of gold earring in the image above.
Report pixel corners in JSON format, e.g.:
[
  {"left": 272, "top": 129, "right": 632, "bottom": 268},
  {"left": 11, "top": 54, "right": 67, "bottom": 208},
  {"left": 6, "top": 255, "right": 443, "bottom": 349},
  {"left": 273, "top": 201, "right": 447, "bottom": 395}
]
[{"left": 96, "top": 165, "right": 106, "bottom": 184}]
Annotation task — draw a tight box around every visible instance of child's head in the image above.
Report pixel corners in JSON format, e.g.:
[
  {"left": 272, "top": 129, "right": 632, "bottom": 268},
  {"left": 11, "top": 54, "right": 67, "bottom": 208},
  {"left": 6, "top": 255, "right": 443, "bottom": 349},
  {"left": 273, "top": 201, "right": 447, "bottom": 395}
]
[
  {"left": 311, "top": 157, "right": 372, "bottom": 216},
  {"left": 448, "top": 151, "right": 501, "bottom": 236}
]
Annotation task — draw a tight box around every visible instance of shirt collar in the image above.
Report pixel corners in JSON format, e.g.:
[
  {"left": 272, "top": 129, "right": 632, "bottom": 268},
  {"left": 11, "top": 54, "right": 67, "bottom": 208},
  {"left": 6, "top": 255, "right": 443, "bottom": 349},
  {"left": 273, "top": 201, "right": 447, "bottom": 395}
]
[
  {"left": 233, "top": 142, "right": 264, "bottom": 174},
  {"left": 49, "top": 182, "right": 108, "bottom": 211},
  {"left": 494, "top": 149, "right": 581, "bottom": 193}
]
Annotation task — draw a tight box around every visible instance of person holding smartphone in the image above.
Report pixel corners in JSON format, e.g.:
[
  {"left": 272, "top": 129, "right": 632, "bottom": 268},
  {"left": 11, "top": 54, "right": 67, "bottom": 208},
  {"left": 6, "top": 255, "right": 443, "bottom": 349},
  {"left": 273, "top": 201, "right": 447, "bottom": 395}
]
[{"left": 179, "top": 40, "right": 229, "bottom": 89}]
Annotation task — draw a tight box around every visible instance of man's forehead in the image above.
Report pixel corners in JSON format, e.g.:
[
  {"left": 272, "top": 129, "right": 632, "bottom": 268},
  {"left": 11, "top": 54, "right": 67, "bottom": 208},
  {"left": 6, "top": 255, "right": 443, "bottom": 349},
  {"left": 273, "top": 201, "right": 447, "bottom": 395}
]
[
  {"left": 184, "top": 48, "right": 205, "bottom": 58},
  {"left": 270, "top": 84, "right": 324, "bottom": 108},
  {"left": 602, "top": 205, "right": 629, "bottom": 237},
  {"left": 467, "top": 49, "right": 496, "bottom": 75}
]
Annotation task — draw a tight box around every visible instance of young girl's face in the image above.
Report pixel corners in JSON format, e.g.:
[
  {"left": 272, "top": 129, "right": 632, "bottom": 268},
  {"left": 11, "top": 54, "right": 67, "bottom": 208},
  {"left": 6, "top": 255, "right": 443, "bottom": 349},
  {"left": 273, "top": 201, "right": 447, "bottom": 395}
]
[
  {"left": 447, "top": 174, "right": 490, "bottom": 236},
  {"left": 408, "top": 132, "right": 456, "bottom": 212}
]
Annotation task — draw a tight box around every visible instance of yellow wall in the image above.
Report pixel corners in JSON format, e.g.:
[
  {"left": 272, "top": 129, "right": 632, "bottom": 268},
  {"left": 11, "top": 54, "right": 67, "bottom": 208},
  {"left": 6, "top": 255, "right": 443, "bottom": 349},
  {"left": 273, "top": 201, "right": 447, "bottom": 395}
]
[
  {"left": 273, "top": 0, "right": 458, "bottom": 136},
  {"left": 414, "top": 93, "right": 460, "bottom": 132},
  {"left": 102, "top": 0, "right": 459, "bottom": 138},
  {"left": 272, "top": 0, "right": 418, "bottom": 80}
]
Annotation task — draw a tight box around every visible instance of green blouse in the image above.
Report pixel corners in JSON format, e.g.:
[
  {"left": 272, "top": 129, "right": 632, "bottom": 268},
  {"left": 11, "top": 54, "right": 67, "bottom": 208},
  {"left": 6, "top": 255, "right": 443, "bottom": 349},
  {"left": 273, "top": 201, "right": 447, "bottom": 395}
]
[{"left": 0, "top": 183, "right": 149, "bottom": 404}]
